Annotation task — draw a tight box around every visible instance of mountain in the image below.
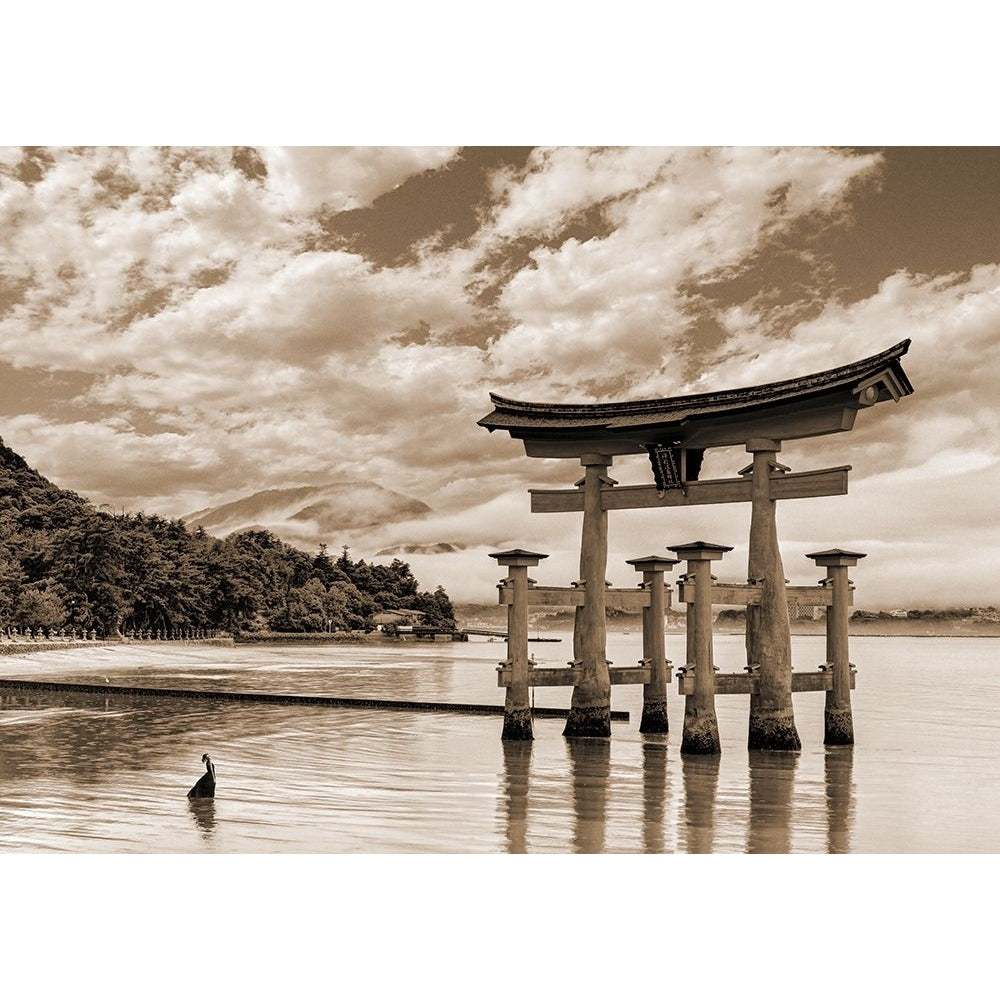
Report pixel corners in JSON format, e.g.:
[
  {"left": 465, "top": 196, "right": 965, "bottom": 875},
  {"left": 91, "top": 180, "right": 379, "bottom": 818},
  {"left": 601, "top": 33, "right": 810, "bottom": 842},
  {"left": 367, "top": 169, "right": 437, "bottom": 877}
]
[{"left": 184, "top": 481, "right": 432, "bottom": 546}]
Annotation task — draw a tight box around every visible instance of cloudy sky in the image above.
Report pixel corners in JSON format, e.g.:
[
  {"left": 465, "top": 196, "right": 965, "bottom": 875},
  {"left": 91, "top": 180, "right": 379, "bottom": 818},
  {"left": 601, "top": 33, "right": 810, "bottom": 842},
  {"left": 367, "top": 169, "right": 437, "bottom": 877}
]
[{"left": 1, "top": 145, "right": 998, "bottom": 607}]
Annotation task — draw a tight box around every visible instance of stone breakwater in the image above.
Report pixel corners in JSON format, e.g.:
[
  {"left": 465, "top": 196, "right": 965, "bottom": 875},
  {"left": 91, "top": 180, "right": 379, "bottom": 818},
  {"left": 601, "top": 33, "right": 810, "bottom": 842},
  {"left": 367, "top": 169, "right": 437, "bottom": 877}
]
[{"left": 0, "top": 676, "right": 631, "bottom": 721}]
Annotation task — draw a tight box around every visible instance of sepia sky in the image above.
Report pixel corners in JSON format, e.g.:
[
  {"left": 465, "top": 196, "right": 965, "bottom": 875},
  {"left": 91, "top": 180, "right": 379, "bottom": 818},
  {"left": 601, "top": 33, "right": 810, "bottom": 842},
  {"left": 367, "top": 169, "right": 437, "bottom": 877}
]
[{"left": 1, "top": 145, "right": 998, "bottom": 607}]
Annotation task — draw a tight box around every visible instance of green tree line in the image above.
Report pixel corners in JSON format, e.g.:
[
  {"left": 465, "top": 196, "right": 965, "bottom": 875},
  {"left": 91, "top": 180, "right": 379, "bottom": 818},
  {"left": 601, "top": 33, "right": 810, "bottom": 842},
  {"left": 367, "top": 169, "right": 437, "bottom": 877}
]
[{"left": 0, "top": 438, "right": 455, "bottom": 636}]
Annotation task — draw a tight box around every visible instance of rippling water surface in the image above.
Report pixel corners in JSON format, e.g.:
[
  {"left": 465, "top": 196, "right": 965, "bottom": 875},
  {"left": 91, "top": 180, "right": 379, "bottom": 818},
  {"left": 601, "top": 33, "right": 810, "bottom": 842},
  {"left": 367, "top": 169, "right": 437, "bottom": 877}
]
[{"left": 1, "top": 633, "right": 998, "bottom": 853}]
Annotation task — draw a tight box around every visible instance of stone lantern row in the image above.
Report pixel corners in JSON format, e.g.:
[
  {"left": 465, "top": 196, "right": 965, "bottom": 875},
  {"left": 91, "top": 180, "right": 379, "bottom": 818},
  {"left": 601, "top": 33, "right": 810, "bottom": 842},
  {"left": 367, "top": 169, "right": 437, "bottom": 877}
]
[
  {"left": 490, "top": 543, "right": 864, "bottom": 752},
  {"left": 3, "top": 625, "right": 100, "bottom": 641},
  {"left": 2, "top": 626, "right": 220, "bottom": 643}
]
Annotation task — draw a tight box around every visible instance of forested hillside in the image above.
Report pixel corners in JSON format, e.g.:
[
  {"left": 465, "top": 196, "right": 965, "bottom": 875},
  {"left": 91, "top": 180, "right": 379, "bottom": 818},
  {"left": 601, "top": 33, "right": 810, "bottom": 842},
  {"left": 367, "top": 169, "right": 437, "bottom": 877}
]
[{"left": 0, "top": 437, "right": 454, "bottom": 637}]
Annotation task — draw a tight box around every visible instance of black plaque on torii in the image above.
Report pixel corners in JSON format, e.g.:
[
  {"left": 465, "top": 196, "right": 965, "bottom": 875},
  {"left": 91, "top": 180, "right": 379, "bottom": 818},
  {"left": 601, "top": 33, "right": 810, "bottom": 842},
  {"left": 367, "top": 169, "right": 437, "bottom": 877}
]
[
  {"left": 644, "top": 443, "right": 704, "bottom": 494},
  {"left": 646, "top": 442, "right": 683, "bottom": 492}
]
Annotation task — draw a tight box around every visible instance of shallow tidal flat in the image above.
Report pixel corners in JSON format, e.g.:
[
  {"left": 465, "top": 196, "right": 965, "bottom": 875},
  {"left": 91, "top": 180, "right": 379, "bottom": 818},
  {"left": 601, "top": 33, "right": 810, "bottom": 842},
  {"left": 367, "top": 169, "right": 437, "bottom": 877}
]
[{"left": 1, "top": 633, "right": 998, "bottom": 853}]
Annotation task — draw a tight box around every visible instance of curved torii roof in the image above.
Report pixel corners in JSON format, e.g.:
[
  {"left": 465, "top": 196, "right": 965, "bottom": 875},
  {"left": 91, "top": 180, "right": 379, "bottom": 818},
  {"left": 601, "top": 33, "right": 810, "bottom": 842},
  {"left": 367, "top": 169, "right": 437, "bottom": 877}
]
[{"left": 479, "top": 340, "right": 914, "bottom": 457}]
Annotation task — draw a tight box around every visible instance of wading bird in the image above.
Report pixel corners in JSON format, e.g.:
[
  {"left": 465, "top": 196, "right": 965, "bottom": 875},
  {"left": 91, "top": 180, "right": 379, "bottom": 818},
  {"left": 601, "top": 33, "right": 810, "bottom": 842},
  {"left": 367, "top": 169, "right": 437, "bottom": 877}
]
[{"left": 187, "top": 754, "right": 216, "bottom": 799}]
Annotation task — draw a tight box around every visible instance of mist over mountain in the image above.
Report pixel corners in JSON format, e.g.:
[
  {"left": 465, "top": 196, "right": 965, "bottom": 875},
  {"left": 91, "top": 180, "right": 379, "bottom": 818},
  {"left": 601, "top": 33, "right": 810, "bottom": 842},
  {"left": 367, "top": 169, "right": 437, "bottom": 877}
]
[
  {"left": 376, "top": 542, "right": 467, "bottom": 556},
  {"left": 185, "top": 482, "right": 432, "bottom": 548}
]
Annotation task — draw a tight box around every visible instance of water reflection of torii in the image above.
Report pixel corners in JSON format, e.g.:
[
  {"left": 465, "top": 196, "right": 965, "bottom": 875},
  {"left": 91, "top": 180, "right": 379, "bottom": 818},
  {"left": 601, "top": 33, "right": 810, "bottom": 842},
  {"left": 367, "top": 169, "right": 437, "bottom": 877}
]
[
  {"left": 481, "top": 341, "right": 914, "bottom": 750},
  {"left": 500, "top": 742, "right": 855, "bottom": 853}
]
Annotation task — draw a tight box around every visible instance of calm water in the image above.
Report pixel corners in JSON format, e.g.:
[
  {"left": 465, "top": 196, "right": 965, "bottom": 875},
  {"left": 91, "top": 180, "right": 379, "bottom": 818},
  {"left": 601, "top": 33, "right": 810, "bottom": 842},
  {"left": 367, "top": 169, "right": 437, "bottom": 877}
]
[{"left": 1, "top": 632, "right": 998, "bottom": 853}]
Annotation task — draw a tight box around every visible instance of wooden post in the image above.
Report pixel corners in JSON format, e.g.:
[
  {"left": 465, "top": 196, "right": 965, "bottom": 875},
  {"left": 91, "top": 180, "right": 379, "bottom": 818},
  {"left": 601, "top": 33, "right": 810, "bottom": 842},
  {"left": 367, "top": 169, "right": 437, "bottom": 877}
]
[
  {"left": 565, "top": 454, "right": 614, "bottom": 738},
  {"left": 626, "top": 555, "right": 679, "bottom": 733},
  {"left": 489, "top": 549, "right": 548, "bottom": 741},
  {"left": 745, "top": 438, "right": 801, "bottom": 751},
  {"left": 669, "top": 541, "right": 731, "bottom": 754},
  {"left": 808, "top": 548, "right": 865, "bottom": 745}
]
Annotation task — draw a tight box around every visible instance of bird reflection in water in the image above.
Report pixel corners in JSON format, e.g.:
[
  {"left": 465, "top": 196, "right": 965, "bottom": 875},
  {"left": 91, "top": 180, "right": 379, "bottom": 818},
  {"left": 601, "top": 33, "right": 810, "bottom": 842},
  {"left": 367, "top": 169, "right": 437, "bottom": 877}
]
[
  {"left": 566, "top": 738, "right": 611, "bottom": 854},
  {"left": 681, "top": 754, "right": 720, "bottom": 853},
  {"left": 824, "top": 746, "right": 855, "bottom": 854},
  {"left": 187, "top": 798, "right": 217, "bottom": 840},
  {"left": 500, "top": 741, "right": 532, "bottom": 854},
  {"left": 640, "top": 735, "right": 670, "bottom": 853},
  {"left": 746, "top": 751, "right": 799, "bottom": 854}
]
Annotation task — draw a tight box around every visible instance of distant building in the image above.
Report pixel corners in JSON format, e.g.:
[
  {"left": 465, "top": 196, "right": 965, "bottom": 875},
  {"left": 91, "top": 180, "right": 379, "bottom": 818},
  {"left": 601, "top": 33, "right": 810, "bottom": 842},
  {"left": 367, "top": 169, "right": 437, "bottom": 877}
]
[{"left": 371, "top": 609, "right": 425, "bottom": 630}]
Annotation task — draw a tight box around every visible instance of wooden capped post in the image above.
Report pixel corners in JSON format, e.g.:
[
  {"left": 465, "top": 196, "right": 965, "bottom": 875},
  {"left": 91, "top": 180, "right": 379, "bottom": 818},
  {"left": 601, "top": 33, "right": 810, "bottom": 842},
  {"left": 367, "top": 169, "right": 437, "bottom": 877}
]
[
  {"left": 626, "top": 555, "right": 679, "bottom": 733},
  {"left": 745, "top": 438, "right": 801, "bottom": 752},
  {"left": 489, "top": 549, "right": 548, "bottom": 741},
  {"left": 808, "top": 548, "right": 865, "bottom": 745},
  {"left": 565, "top": 454, "right": 614, "bottom": 738},
  {"left": 669, "top": 541, "right": 731, "bottom": 755}
]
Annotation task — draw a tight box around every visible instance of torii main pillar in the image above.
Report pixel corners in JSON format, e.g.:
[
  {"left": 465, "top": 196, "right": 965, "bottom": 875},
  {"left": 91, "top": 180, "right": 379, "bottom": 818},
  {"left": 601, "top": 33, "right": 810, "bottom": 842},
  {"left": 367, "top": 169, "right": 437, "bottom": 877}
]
[
  {"left": 745, "top": 438, "right": 801, "bottom": 751},
  {"left": 564, "top": 454, "right": 614, "bottom": 738}
]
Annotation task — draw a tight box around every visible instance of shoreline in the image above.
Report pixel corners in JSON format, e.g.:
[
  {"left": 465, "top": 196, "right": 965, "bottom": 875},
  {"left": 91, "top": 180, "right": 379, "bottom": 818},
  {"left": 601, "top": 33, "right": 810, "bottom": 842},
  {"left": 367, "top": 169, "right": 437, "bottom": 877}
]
[
  {"left": 453, "top": 603, "right": 1000, "bottom": 639},
  {"left": 0, "top": 637, "right": 235, "bottom": 657},
  {"left": 462, "top": 619, "right": 1000, "bottom": 639},
  {"left": 0, "top": 625, "right": 998, "bottom": 669}
]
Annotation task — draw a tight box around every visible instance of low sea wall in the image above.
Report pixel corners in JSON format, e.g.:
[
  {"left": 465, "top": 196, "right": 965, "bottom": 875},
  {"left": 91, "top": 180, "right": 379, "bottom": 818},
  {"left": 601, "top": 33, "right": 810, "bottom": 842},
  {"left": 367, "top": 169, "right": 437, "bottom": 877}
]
[{"left": 0, "top": 676, "right": 630, "bottom": 722}]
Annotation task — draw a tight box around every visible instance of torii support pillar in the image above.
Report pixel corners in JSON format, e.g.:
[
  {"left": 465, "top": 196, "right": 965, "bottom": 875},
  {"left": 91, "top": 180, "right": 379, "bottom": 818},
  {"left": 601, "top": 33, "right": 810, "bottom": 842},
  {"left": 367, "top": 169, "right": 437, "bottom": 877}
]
[
  {"left": 565, "top": 454, "right": 614, "bottom": 738},
  {"left": 670, "top": 541, "right": 731, "bottom": 755},
  {"left": 745, "top": 439, "right": 801, "bottom": 752},
  {"left": 490, "top": 549, "right": 548, "bottom": 741},
  {"left": 808, "top": 548, "right": 865, "bottom": 746},
  {"left": 627, "top": 555, "right": 679, "bottom": 733}
]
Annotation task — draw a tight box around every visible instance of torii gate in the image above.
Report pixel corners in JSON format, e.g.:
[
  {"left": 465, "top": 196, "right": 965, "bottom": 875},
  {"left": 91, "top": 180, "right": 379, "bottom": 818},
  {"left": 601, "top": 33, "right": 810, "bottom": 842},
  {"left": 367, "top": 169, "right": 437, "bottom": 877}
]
[{"left": 479, "top": 340, "right": 914, "bottom": 750}]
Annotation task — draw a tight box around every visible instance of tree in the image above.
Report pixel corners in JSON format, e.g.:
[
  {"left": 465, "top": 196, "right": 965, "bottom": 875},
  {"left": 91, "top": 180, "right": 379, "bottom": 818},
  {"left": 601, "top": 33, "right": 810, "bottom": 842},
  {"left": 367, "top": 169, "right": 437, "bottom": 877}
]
[
  {"left": 0, "top": 550, "right": 24, "bottom": 626},
  {"left": 0, "top": 435, "right": 458, "bottom": 638},
  {"left": 275, "top": 578, "right": 329, "bottom": 632},
  {"left": 326, "top": 579, "right": 367, "bottom": 630},
  {"left": 15, "top": 584, "right": 67, "bottom": 631},
  {"left": 412, "top": 585, "right": 456, "bottom": 629}
]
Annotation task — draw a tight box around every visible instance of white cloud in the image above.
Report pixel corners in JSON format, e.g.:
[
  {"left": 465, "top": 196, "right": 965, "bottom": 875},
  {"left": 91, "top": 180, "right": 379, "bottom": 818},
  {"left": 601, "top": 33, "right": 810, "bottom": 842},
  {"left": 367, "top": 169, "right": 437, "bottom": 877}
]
[
  {"left": 482, "top": 146, "right": 882, "bottom": 398},
  {"left": 693, "top": 265, "right": 1000, "bottom": 491},
  {"left": 488, "top": 146, "right": 678, "bottom": 238},
  {"left": 0, "top": 414, "right": 223, "bottom": 502},
  {"left": 259, "top": 146, "right": 460, "bottom": 214},
  {"left": 1, "top": 145, "right": 998, "bottom": 609}
]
